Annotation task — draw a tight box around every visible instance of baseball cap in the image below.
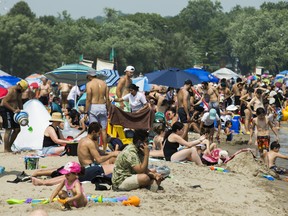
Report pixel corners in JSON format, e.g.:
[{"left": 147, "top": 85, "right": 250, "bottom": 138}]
[
  {"left": 209, "top": 108, "right": 217, "bottom": 120},
  {"left": 59, "top": 162, "right": 81, "bottom": 174},
  {"left": 87, "top": 69, "right": 98, "bottom": 76},
  {"left": 125, "top": 66, "right": 135, "bottom": 72}
]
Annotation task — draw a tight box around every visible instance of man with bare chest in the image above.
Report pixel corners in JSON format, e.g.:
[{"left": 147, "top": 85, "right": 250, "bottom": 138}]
[
  {"left": 116, "top": 66, "right": 134, "bottom": 111},
  {"left": 58, "top": 83, "right": 71, "bottom": 109},
  {"left": 37, "top": 77, "right": 51, "bottom": 106},
  {"left": 85, "top": 69, "right": 110, "bottom": 151},
  {"left": 177, "top": 80, "right": 193, "bottom": 141},
  {"left": 201, "top": 81, "right": 219, "bottom": 110},
  {"left": 0, "top": 80, "right": 28, "bottom": 152}
]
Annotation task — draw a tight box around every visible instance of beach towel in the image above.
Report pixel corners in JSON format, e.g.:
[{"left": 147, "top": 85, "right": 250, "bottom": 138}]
[{"left": 110, "top": 105, "right": 155, "bottom": 130}]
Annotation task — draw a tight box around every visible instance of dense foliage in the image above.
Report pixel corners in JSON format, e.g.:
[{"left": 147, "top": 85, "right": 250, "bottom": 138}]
[{"left": 0, "top": 0, "right": 288, "bottom": 78}]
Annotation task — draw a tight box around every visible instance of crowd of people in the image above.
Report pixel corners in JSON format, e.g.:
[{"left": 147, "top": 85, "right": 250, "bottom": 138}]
[{"left": 1, "top": 66, "right": 288, "bottom": 210}]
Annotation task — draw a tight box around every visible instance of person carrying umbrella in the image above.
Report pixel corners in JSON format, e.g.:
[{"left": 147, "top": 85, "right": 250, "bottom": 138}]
[{"left": 0, "top": 80, "right": 28, "bottom": 152}]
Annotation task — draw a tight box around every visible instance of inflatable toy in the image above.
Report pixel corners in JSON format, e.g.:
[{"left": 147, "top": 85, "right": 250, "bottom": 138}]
[
  {"left": 122, "top": 196, "right": 140, "bottom": 207},
  {"left": 210, "top": 166, "right": 229, "bottom": 173}
]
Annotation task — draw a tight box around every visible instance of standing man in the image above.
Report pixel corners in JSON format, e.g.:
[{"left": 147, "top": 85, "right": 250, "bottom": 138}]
[
  {"left": 67, "top": 85, "right": 81, "bottom": 109},
  {"left": 37, "top": 77, "right": 51, "bottom": 106},
  {"left": 58, "top": 83, "right": 71, "bottom": 109},
  {"left": 231, "top": 78, "right": 244, "bottom": 106},
  {"left": 116, "top": 65, "right": 135, "bottom": 111},
  {"left": 177, "top": 79, "right": 193, "bottom": 141},
  {"left": 0, "top": 80, "right": 28, "bottom": 152},
  {"left": 85, "top": 69, "right": 110, "bottom": 151}
]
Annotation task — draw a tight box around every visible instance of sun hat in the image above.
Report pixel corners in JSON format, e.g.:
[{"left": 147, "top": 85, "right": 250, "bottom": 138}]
[
  {"left": 209, "top": 108, "right": 217, "bottom": 120},
  {"left": 59, "top": 162, "right": 81, "bottom": 175},
  {"left": 17, "top": 80, "right": 29, "bottom": 91},
  {"left": 226, "top": 105, "right": 239, "bottom": 111},
  {"left": 49, "top": 112, "right": 64, "bottom": 122},
  {"left": 125, "top": 66, "right": 135, "bottom": 72}
]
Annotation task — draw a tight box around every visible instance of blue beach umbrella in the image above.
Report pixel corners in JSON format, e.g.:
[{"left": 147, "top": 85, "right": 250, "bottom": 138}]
[
  {"left": 100, "top": 69, "right": 120, "bottom": 87},
  {"left": 145, "top": 68, "right": 201, "bottom": 88},
  {"left": 184, "top": 68, "right": 219, "bottom": 83},
  {"left": 0, "top": 75, "right": 21, "bottom": 88},
  {"left": 279, "top": 70, "right": 288, "bottom": 75}
]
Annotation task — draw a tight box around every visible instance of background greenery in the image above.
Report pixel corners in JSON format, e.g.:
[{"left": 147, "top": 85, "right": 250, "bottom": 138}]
[{"left": 0, "top": 0, "right": 288, "bottom": 78}]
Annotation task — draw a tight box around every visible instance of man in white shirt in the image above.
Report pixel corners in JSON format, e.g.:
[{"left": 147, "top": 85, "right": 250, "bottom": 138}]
[
  {"left": 114, "top": 84, "right": 148, "bottom": 112},
  {"left": 67, "top": 85, "right": 81, "bottom": 109},
  {"left": 200, "top": 108, "right": 221, "bottom": 143}
]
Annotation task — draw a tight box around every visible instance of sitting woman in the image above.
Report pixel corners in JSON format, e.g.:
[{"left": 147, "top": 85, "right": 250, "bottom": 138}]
[
  {"left": 149, "top": 123, "right": 165, "bottom": 158},
  {"left": 163, "top": 122, "right": 206, "bottom": 165},
  {"left": 42, "top": 112, "right": 71, "bottom": 155}
]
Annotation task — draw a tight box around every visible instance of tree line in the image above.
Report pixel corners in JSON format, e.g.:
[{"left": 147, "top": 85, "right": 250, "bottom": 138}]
[{"left": 0, "top": 0, "right": 288, "bottom": 78}]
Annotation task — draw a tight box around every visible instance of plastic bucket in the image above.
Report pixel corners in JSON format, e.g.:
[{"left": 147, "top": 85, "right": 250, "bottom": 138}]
[
  {"left": 13, "top": 111, "right": 29, "bottom": 126},
  {"left": 24, "top": 156, "right": 39, "bottom": 170}
]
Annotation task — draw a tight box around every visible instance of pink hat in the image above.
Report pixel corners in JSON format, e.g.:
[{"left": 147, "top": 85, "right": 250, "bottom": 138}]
[{"left": 59, "top": 162, "right": 81, "bottom": 174}]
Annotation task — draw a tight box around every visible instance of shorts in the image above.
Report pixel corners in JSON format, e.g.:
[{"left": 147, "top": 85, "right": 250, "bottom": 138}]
[
  {"left": 204, "top": 123, "right": 214, "bottom": 129},
  {"left": 234, "top": 96, "right": 241, "bottom": 106},
  {"left": 79, "top": 164, "right": 105, "bottom": 182},
  {"left": 42, "top": 145, "right": 59, "bottom": 155},
  {"left": 39, "top": 96, "right": 49, "bottom": 106},
  {"left": 226, "top": 133, "right": 233, "bottom": 141},
  {"left": 257, "top": 136, "right": 270, "bottom": 152},
  {"left": 117, "top": 175, "right": 139, "bottom": 191},
  {"left": 178, "top": 107, "right": 188, "bottom": 123},
  {"left": 89, "top": 104, "right": 108, "bottom": 129},
  {"left": 270, "top": 165, "right": 287, "bottom": 175},
  {"left": 0, "top": 107, "right": 20, "bottom": 129}
]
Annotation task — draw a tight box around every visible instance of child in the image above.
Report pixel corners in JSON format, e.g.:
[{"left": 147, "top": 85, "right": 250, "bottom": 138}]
[
  {"left": 249, "top": 107, "right": 279, "bottom": 163},
  {"left": 267, "top": 141, "right": 288, "bottom": 175},
  {"left": 224, "top": 120, "right": 233, "bottom": 144},
  {"left": 50, "top": 162, "right": 87, "bottom": 210}
]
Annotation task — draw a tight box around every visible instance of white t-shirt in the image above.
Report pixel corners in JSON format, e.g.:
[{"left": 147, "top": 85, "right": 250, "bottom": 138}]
[
  {"left": 122, "top": 91, "right": 147, "bottom": 112},
  {"left": 67, "top": 86, "right": 80, "bottom": 101},
  {"left": 201, "top": 112, "right": 220, "bottom": 126}
]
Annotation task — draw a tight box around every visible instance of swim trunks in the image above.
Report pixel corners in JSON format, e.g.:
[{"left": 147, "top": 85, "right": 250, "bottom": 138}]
[
  {"left": 88, "top": 104, "right": 107, "bottom": 129},
  {"left": 0, "top": 106, "right": 20, "bottom": 129},
  {"left": 257, "top": 136, "right": 270, "bottom": 152},
  {"left": 270, "top": 165, "right": 287, "bottom": 175},
  {"left": 178, "top": 107, "right": 188, "bottom": 123}
]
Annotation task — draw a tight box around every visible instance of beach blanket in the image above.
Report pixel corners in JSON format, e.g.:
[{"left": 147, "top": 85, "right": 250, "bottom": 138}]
[{"left": 110, "top": 105, "right": 155, "bottom": 130}]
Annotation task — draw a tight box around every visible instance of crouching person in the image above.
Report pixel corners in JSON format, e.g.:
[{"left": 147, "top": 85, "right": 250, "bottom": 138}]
[{"left": 112, "top": 129, "right": 164, "bottom": 192}]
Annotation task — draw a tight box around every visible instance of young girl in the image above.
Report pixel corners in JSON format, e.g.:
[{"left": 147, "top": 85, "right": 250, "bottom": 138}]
[
  {"left": 50, "top": 162, "right": 87, "bottom": 210},
  {"left": 224, "top": 120, "right": 233, "bottom": 144}
]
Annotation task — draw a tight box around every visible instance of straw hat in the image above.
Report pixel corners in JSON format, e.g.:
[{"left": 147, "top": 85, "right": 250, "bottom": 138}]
[{"left": 49, "top": 112, "right": 64, "bottom": 122}]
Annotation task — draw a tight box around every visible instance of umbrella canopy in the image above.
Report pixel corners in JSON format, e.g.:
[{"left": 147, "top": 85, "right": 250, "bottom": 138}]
[
  {"left": 0, "top": 75, "right": 21, "bottom": 88},
  {"left": 0, "top": 70, "right": 11, "bottom": 76},
  {"left": 44, "top": 63, "right": 106, "bottom": 86},
  {"left": 0, "top": 87, "right": 8, "bottom": 99},
  {"left": 184, "top": 68, "right": 219, "bottom": 83},
  {"left": 212, "top": 68, "right": 241, "bottom": 80},
  {"left": 100, "top": 69, "right": 120, "bottom": 87},
  {"left": 145, "top": 68, "right": 201, "bottom": 88},
  {"left": 25, "top": 73, "right": 43, "bottom": 86},
  {"left": 279, "top": 70, "right": 288, "bottom": 75}
]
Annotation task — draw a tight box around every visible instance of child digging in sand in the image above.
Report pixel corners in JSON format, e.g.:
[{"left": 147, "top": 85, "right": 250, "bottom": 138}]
[
  {"left": 267, "top": 141, "right": 288, "bottom": 175},
  {"left": 50, "top": 162, "right": 87, "bottom": 210}
]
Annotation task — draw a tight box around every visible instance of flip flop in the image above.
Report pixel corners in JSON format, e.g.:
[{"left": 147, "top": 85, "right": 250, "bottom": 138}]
[{"left": 7, "top": 177, "right": 22, "bottom": 184}]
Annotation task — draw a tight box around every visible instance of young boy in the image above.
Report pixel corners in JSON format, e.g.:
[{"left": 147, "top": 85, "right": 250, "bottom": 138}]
[
  {"left": 224, "top": 120, "right": 233, "bottom": 144},
  {"left": 267, "top": 141, "right": 288, "bottom": 175},
  {"left": 248, "top": 107, "right": 279, "bottom": 162}
]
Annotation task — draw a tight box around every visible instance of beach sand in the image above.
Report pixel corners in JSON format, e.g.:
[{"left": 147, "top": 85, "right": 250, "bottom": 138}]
[{"left": 0, "top": 133, "right": 287, "bottom": 216}]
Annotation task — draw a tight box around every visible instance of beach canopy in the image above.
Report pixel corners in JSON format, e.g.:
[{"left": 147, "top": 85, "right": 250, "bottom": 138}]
[{"left": 279, "top": 70, "right": 288, "bottom": 75}]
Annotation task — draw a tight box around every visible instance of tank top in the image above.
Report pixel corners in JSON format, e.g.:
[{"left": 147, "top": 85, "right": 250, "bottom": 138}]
[
  {"left": 43, "top": 125, "right": 61, "bottom": 148},
  {"left": 163, "top": 136, "right": 179, "bottom": 161},
  {"left": 64, "top": 179, "right": 84, "bottom": 197}
]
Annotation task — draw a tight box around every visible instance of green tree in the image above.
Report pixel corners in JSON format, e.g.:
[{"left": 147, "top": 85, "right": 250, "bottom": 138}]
[{"left": 7, "top": 1, "right": 35, "bottom": 19}]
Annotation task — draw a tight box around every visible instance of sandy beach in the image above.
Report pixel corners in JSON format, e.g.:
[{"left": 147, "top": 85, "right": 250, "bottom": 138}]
[{"left": 0, "top": 132, "right": 287, "bottom": 216}]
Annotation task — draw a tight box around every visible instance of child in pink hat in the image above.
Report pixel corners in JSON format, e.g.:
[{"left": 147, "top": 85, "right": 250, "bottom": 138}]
[{"left": 50, "top": 162, "right": 87, "bottom": 210}]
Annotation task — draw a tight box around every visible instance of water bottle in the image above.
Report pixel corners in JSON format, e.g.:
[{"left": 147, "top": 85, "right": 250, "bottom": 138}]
[
  {"left": 262, "top": 175, "right": 275, "bottom": 181},
  {"left": 0, "top": 166, "right": 5, "bottom": 174}
]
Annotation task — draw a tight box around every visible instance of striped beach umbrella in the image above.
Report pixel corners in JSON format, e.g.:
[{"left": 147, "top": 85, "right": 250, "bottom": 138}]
[
  {"left": 100, "top": 69, "right": 120, "bottom": 87},
  {"left": 0, "top": 75, "right": 21, "bottom": 88},
  {"left": 25, "top": 73, "right": 43, "bottom": 86}
]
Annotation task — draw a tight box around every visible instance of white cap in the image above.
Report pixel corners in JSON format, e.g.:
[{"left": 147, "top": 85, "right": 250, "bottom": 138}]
[{"left": 125, "top": 66, "right": 135, "bottom": 72}]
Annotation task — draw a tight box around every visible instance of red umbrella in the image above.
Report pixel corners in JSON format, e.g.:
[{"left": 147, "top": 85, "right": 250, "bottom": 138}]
[
  {"left": 29, "top": 82, "right": 39, "bottom": 89},
  {"left": 0, "top": 87, "right": 8, "bottom": 99}
]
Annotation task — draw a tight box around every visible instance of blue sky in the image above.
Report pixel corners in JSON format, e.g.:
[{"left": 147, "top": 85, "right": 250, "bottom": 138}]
[{"left": 0, "top": 0, "right": 281, "bottom": 18}]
